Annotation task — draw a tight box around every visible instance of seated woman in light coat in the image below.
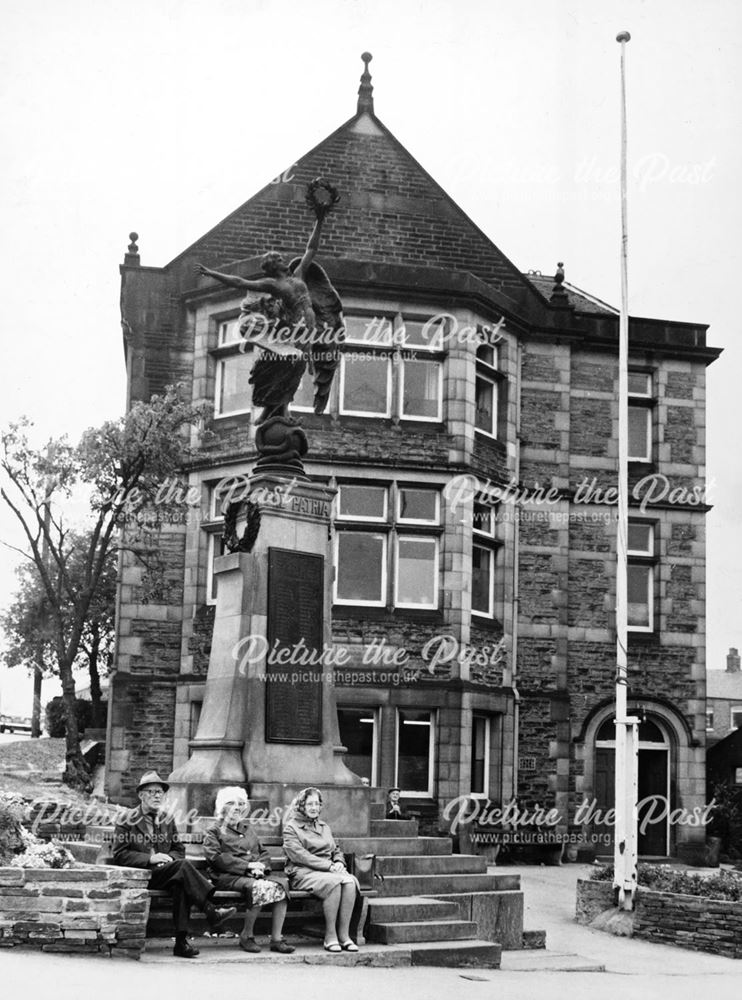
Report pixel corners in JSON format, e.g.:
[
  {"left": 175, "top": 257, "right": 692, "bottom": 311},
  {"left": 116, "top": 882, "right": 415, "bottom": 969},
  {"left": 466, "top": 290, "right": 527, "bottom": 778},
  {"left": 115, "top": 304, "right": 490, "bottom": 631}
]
[
  {"left": 282, "top": 786, "right": 360, "bottom": 952},
  {"left": 203, "top": 786, "right": 294, "bottom": 954}
]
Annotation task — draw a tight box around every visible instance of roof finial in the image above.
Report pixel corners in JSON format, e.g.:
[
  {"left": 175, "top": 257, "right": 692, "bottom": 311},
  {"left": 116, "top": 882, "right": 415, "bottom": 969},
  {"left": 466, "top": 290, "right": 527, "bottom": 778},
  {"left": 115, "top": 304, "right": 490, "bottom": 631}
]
[
  {"left": 124, "top": 231, "right": 140, "bottom": 267},
  {"left": 357, "top": 52, "right": 374, "bottom": 115},
  {"left": 550, "top": 261, "right": 569, "bottom": 306}
]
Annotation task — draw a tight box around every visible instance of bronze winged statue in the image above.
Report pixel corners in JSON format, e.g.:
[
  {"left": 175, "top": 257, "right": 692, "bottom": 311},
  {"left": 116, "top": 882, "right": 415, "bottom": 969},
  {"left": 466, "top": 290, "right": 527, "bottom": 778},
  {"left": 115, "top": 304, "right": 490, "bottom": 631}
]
[{"left": 196, "top": 179, "right": 344, "bottom": 449}]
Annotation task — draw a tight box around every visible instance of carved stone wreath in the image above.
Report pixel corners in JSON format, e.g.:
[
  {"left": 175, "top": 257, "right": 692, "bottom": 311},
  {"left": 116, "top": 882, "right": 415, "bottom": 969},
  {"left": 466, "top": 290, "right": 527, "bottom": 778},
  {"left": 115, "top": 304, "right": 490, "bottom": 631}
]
[{"left": 306, "top": 177, "right": 340, "bottom": 216}]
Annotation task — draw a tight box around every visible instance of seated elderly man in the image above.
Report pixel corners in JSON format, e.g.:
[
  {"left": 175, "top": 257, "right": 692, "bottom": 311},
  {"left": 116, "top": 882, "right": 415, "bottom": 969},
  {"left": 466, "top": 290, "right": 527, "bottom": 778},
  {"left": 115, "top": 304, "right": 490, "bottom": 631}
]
[
  {"left": 203, "top": 786, "right": 294, "bottom": 954},
  {"left": 112, "top": 771, "right": 236, "bottom": 958}
]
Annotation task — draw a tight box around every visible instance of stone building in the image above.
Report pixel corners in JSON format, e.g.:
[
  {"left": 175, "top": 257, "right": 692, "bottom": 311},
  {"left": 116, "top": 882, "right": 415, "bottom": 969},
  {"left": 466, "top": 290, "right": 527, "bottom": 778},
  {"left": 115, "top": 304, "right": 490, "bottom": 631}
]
[
  {"left": 706, "top": 647, "right": 742, "bottom": 745},
  {"left": 106, "top": 58, "right": 720, "bottom": 861}
]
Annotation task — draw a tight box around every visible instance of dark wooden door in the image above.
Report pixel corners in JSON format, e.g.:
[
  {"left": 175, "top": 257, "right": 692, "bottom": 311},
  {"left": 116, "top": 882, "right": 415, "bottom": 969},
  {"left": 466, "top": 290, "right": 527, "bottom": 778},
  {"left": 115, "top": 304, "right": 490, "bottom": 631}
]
[{"left": 637, "top": 748, "right": 668, "bottom": 856}]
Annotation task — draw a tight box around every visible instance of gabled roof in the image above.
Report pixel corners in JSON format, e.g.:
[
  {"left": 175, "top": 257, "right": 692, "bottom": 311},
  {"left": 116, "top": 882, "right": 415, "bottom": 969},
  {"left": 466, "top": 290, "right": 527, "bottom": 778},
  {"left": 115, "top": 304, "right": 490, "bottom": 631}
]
[
  {"left": 523, "top": 272, "right": 619, "bottom": 315},
  {"left": 170, "top": 108, "right": 545, "bottom": 311}
]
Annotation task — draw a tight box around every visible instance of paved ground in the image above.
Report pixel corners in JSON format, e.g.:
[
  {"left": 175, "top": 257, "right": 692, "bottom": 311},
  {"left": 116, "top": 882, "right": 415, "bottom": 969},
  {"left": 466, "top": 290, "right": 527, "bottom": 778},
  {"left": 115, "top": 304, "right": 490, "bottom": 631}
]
[{"left": 1, "top": 862, "right": 741, "bottom": 1000}]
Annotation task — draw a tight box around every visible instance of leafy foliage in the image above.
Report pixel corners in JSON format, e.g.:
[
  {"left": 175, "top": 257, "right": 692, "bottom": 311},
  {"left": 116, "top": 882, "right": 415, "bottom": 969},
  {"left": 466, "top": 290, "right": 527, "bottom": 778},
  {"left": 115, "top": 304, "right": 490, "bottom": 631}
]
[
  {"left": 706, "top": 782, "right": 742, "bottom": 857},
  {"left": 45, "top": 696, "right": 95, "bottom": 738},
  {"left": 590, "top": 862, "right": 742, "bottom": 901}
]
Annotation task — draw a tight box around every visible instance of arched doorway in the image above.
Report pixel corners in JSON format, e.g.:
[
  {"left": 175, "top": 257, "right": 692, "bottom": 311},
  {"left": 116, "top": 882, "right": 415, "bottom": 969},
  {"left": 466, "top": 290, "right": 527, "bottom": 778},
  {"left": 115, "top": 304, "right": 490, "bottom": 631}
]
[{"left": 594, "top": 715, "right": 671, "bottom": 856}]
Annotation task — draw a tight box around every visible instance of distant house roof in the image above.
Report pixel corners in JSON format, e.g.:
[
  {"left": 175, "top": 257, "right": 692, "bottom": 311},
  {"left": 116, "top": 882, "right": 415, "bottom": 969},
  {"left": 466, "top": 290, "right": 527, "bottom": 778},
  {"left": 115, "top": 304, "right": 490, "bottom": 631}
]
[{"left": 707, "top": 670, "right": 742, "bottom": 700}]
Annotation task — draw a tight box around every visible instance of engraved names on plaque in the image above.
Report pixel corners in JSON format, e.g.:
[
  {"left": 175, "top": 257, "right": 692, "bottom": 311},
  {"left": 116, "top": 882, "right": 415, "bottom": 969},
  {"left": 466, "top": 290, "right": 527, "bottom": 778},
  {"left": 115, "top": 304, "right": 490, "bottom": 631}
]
[{"left": 265, "top": 548, "right": 323, "bottom": 743}]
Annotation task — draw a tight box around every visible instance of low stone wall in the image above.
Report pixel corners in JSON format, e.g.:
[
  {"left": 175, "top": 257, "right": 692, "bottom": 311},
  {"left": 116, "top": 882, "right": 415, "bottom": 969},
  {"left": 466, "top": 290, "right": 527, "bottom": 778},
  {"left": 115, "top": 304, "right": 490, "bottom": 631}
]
[
  {"left": 0, "top": 865, "right": 151, "bottom": 959},
  {"left": 576, "top": 878, "right": 742, "bottom": 959},
  {"left": 575, "top": 877, "right": 615, "bottom": 924},
  {"left": 634, "top": 889, "right": 742, "bottom": 959}
]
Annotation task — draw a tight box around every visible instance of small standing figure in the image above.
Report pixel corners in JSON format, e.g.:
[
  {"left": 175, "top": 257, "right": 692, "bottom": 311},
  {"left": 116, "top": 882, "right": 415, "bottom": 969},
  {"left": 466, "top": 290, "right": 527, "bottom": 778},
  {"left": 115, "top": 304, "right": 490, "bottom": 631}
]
[{"left": 386, "top": 787, "right": 407, "bottom": 820}]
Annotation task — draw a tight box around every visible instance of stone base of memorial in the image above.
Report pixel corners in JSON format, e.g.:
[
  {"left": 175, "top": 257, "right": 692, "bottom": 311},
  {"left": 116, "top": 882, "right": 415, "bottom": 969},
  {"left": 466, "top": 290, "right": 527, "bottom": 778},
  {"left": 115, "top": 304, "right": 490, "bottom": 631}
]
[
  {"left": 576, "top": 877, "right": 742, "bottom": 958},
  {"left": 0, "top": 865, "right": 151, "bottom": 959}
]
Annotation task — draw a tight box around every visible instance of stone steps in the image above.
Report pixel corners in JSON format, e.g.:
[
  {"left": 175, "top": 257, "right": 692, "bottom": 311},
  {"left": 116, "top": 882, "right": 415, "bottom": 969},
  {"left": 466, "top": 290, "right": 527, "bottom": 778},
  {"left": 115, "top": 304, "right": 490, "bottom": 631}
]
[
  {"left": 367, "top": 918, "right": 479, "bottom": 944},
  {"left": 367, "top": 896, "right": 461, "bottom": 922},
  {"left": 378, "top": 872, "right": 514, "bottom": 897},
  {"left": 408, "top": 940, "right": 501, "bottom": 968},
  {"left": 378, "top": 853, "right": 487, "bottom": 876},
  {"left": 340, "top": 836, "right": 452, "bottom": 856},
  {"left": 370, "top": 819, "right": 418, "bottom": 837}
]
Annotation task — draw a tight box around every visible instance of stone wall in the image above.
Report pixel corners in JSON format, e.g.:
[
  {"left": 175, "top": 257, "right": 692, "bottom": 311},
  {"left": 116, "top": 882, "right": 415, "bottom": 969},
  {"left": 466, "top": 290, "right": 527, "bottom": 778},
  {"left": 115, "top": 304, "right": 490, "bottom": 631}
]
[
  {"left": 0, "top": 865, "right": 151, "bottom": 958},
  {"left": 576, "top": 878, "right": 742, "bottom": 959}
]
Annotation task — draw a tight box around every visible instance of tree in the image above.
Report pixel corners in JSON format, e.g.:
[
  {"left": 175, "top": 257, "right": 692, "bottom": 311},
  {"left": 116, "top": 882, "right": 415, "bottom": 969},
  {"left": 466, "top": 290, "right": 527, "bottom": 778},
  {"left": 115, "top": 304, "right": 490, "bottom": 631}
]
[
  {"left": 0, "top": 385, "right": 207, "bottom": 789},
  {"left": 1, "top": 531, "right": 117, "bottom": 730}
]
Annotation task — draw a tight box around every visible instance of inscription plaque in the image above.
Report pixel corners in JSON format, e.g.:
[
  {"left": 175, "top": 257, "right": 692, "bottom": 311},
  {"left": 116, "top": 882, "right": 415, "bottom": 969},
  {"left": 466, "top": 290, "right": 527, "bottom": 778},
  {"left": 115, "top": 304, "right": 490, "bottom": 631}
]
[{"left": 265, "top": 548, "right": 323, "bottom": 744}]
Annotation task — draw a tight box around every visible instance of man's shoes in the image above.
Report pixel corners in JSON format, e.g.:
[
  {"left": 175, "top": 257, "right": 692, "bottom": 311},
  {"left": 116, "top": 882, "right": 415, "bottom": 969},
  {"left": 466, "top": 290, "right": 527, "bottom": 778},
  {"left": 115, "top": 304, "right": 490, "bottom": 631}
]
[
  {"left": 207, "top": 905, "right": 238, "bottom": 929},
  {"left": 173, "top": 940, "right": 200, "bottom": 958},
  {"left": 239, "top": 936, "right": 262, "bottom": 953},
  {"left": 269, "top": 939, "right": 295, "bottom": 954}
]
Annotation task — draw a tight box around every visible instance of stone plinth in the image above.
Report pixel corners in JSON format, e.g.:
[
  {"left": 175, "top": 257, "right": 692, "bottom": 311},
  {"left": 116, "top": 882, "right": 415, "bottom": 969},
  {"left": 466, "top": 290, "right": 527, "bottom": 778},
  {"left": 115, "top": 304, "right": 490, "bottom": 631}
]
[
  {"left": 0, "top": 865, "right": 151, "bottom": 958},
  {"left": 168, "top": 474, "right": 368, "bottom": 836}
]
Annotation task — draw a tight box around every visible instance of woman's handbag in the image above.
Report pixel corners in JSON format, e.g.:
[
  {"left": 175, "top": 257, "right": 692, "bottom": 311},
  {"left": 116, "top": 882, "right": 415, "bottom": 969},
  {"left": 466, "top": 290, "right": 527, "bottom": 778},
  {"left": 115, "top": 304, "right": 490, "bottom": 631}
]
[{"left": 343, "top": 852, "right": 382, "bottom": 890}]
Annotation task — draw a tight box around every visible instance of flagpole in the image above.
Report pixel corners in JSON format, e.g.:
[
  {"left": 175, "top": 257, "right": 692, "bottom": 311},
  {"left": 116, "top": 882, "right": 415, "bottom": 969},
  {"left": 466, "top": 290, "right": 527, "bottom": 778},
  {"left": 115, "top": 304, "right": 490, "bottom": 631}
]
[{"left": 613, "top": 29, "right": 639, "bottom": 910}]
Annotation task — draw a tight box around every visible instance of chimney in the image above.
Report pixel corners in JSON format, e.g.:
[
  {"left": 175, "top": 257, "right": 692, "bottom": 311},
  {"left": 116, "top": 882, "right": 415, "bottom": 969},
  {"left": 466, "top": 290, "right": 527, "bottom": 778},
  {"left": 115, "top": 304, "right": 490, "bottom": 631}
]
[{"left": 727, "top": 647, "right": 740, "bottom": 673}]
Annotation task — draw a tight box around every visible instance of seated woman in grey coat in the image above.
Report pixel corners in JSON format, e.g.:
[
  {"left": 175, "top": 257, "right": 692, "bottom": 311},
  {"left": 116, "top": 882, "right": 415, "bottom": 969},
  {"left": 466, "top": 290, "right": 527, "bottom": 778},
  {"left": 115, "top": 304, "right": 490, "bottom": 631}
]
[
  {"left": 203, "top": 786, "right": 294, "bottom": 954},
  {"left": 282, "top": 786, "right": 360, "bottom": 952}
]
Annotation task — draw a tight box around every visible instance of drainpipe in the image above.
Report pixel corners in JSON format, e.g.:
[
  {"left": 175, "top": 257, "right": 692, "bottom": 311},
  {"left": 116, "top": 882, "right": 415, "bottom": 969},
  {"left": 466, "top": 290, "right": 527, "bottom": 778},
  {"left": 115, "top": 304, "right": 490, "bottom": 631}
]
[{"left": 510, "top": 337, "right": 523, "bottom": 802}]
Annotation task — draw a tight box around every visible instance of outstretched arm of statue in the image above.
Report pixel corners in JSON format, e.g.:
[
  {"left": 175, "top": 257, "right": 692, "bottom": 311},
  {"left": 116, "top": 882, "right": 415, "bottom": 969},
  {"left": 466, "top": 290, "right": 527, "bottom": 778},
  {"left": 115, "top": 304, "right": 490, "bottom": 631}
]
[
  {"left": 195, "top": 263, "right": 277, "bottom": 294},
  {"left": 295, "top": 214, "right": 325, "bottom": 279}
]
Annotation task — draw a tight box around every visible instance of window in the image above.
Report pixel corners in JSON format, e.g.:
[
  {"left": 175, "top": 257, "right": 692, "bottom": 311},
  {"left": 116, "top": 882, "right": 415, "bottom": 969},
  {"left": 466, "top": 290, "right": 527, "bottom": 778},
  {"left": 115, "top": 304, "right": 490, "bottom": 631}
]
[
  {"left": 706, "top": 708, "right": 715, "bottom": 731},
  {"left": 472, "top": 498, "right": 499, "bottom": 619},
  {"left": 339, "top": 313, "right": 444, "bottom": 423},
  {"left": 475, "top": 344, "right": 499, "bottom": 438},
  {"left": 732, "top": 708, "right": 742, "bottom": 730},
  {"left": 628, "top": 370, "right": 653, "bottom": 462},
  {"left": 471, "top": 715, "right": 491, "bottom": 797},
  {"left": 337, "top": 708, "right": 378, "bottom": 784},
  {"left": 334, "top": 483, "right": 441, "bottom": 609},
  {"left": 627, "top": 521, "right": 655, "bottom": 631},
  {"left": 396, "top": 709, "right": 435, "bottom": 796},
  {"left": 215, "top": 352, "right": 254, "bottom": 417}
]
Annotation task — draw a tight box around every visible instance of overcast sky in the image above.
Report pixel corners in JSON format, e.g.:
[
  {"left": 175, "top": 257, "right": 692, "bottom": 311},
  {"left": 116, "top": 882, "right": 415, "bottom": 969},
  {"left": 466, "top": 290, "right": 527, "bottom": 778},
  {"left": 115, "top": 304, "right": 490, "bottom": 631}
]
[{"left": 1, "top": 0, "right": 740, "bottom": 714}]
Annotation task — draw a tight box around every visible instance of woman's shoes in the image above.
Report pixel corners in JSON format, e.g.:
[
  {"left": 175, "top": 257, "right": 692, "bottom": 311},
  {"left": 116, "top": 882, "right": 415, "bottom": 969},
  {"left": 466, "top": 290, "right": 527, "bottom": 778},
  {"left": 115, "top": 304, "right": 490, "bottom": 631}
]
[
  {"left": 340, "top": 940, "right": 359, "bottom": 952},
  {"left": 270, "top": 939, "right": 295, "bottom": 954},
  {"left": 323, "top": 941, "right": 342, "bottom": 952}
]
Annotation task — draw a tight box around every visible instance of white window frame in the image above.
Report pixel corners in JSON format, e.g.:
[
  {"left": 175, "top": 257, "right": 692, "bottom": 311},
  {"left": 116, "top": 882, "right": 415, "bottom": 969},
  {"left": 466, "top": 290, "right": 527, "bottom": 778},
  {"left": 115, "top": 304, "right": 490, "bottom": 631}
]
[
  {"left": 397, "top": 316, "right": 446, "bottom": 352},
  {"left": 472, "top": 543, "right": 495, "bottom": 619},
  {"left": 473, "top": 500, "right": 497, "bottom": 537},
  {"left": 396, "top": 487, "right": 440, "bottom": 526},
  {"left": 214, "top": 352, "right": 255, "bottom": 418},
  {"left": 628, "top": 370, "right": 653, "bottom": 462},
  {"left": 337, "top": 706, "right": 379, "bottom": 786},
  {"left": 336, "top": 484, "right": 388, "bottom": 523},
  {"left": 470, "top": 714, "right": 491, "bottom": 799},
  {"left": 343, "top": 315, "right": 394, "bottom": 346},
  {"left": 394, "top": 534, "right": 439, "bottom": 610},
  {"left": 395, "top": 709, "right": 436, "bottom": 798},
  {"left": 339, "top": 353, "right": 393, "bottom": 418},
  {"left": 333, "top": 531, "right": 388, "bottom": 607},
  {"left": 399, "top": 357, "right": 443, "bottom": 422},
  {"left": 731, "top": 707, "right": 742, "bottom": 730},
  {"left": 206, "top": 532, "right": 226, "bottom": 605},
  {"left": 627, "top": 521, "right": 655, "bottom": 632},
  {"left": 474, "top": 370, "right": 498, "bottom": 439},
  {"left": 218, "top": 318, "right": 241, "bottom": 346},
  {"left": 705, "top": 708, "right": 715, "bottom": 731}
]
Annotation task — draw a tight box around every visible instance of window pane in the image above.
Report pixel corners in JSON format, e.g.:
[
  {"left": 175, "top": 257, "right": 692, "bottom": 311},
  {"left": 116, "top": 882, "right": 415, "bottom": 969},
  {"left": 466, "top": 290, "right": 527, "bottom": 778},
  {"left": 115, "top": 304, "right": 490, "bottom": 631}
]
[
  {"left": 293, "top": 368, "right": 315, "bottom": 410},
  {"left": 471, "top": 716, "right": 488, "bottom": 794},
  {"left": 400, "top": 318, "right": 444, "bottom": 349},
  {"left": 219, "top": 354, "right": 253, "bottom": 414},
  {"left": 219, "top": 319, "right": 241, "bottom": 345},
  {"left": 338, "top": 485, "right": 387, "bottom": 520},
  {"left": 396, "top": 536, "right": 437, "bottom": 607},
  {"left": 475, "top": 376, "right": 496, "bottom": 434},
  {"left": 628, "top": 564, "right": 651, "bottom": 628},
  {"left": 336, "top": 532, "right": 385, "bottom": 603},
  {"left": 398, "top": 488, "right": 438, "bottom": 523},
  {"left": 342, "top": 356, "right": 390, "bottom": 414},
  {"left": 397, "top": 710, "right": 432, "bottom": 793},
  {"left": 477, "top": 344, "right": 497, "bottom": 369},
  {"left": 628, "top": 522, "right": 652, "bottom": 554},
  {"left": 208, "top": 535, "right": 227, "bottom": 601},
  {"left": 338, "top": 709, "right": 375, "bottom": 782},
  {"left": 402, "top": 360, "right": 440, "bottom": 419},
  {"left": 344, "top": 315, "right": 392, "bottom": 345},
  {"left": 472, "top": 545, "right": 493, "bottom": 615},
  {"left": 473, "top": 501, "right": 493, "bottom": 535},
  {"left": 628, "top": 372, "right": 651, "bottom": 396},
  {"left": 628, "top": 406, "right": 650, "bottom": 459}
]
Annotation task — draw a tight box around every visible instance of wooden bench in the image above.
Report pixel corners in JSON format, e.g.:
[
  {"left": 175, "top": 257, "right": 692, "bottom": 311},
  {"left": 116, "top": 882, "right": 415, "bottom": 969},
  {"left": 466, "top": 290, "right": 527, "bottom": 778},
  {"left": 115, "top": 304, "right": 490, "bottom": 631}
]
[{"left": 100, "top": 830, "right": 377, "bottom": 944}]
